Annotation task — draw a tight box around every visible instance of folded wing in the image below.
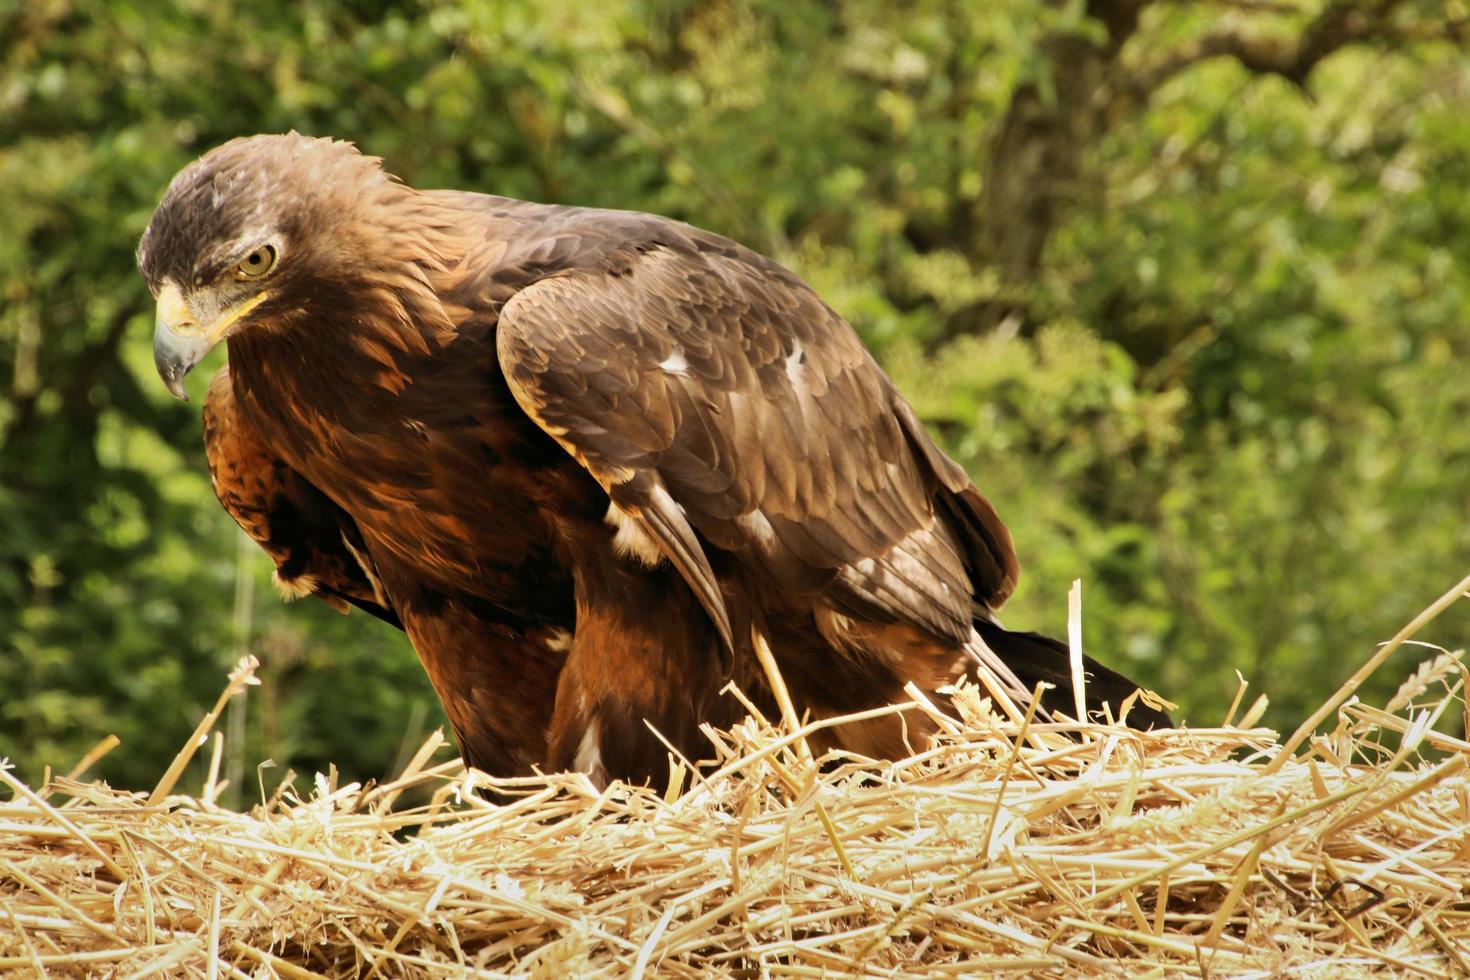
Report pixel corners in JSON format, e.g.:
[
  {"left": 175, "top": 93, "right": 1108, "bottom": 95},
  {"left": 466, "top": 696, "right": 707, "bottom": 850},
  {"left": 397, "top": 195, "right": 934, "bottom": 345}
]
[{"left": 495, "top": 230, "right": 1019, "bottom": 660}]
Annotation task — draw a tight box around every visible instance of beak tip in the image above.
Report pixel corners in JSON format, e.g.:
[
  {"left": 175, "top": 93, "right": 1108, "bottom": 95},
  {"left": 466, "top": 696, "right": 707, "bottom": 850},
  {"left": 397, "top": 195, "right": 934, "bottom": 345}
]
[
  {"left": 154, "top": 330, "right": 204, "bottom": 403},
  {"left": 153, "top": 282, "right": 217, "bottom": 402},
  {"left": 155, "top": 356, "right": 192, "bottom": 402}
]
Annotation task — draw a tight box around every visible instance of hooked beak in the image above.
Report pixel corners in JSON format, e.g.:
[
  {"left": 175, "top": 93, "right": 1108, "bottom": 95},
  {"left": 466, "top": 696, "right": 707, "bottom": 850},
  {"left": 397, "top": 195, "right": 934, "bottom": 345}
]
[{"left": 153, "top": 282, "right": 269, "bottom": 401}]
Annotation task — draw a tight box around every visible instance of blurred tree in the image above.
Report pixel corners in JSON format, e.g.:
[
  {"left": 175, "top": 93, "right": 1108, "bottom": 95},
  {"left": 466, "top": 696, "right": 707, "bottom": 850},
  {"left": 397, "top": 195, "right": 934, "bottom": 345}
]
[{"left": 1, "top": 0, "right": 1466, "bottom": 789}]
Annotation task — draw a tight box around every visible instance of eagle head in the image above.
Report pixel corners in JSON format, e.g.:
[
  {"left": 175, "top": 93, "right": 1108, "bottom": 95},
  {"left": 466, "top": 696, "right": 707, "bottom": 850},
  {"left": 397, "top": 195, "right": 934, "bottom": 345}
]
[{"left": 138, "top": 133, "right": 394, "bottom": 400}]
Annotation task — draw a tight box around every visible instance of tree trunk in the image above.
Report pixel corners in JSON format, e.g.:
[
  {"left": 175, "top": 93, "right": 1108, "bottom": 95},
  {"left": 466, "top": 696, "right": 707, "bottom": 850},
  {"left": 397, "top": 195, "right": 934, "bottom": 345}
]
[{"left": 963, "top": 2, "right": 1146, "bottom": 332}]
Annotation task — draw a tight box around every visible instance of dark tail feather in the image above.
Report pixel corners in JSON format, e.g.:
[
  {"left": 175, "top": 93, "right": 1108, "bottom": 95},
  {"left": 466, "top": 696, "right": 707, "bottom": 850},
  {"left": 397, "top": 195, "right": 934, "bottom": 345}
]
[
  {"left": 972, "top": 619, "right": 1172, "bottom": 730},
  {"left": 323, "top": 586, "right": 405, "bottom": 630}
]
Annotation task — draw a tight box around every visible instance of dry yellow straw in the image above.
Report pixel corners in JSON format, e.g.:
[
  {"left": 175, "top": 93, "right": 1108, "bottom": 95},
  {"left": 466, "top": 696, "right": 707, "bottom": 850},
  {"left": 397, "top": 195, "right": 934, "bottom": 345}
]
[
  {"left": 1267, "top": 569, "right": 1470, "bottom": 775},
  {"left": 1067, "top": 579, "right": 1087, "bottom": 725},
  {"left": 2, "top": 583, "right": 1467, "bottom": 977},
  {"left": 148, "top": 656, "right": 259, "bottom": 805}
]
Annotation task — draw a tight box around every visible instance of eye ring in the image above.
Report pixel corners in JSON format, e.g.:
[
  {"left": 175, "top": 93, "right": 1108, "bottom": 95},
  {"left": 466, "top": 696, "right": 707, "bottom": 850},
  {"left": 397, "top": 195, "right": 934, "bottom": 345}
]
[{"left": 234, "top": 244, "right": 278, "bottom": 280}]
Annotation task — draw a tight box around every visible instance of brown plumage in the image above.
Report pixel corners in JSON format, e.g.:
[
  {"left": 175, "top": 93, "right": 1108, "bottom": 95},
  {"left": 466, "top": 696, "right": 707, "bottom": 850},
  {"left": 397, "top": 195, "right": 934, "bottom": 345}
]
[{"left": 140, "top": 134, "right": 1165, "bottom": 786}]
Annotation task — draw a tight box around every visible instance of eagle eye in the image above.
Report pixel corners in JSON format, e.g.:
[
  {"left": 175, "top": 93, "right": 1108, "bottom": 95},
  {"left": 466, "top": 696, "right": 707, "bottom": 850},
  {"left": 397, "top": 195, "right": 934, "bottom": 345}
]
[{"left": 234, "top": 244, "right": 278, "bottom": 280}]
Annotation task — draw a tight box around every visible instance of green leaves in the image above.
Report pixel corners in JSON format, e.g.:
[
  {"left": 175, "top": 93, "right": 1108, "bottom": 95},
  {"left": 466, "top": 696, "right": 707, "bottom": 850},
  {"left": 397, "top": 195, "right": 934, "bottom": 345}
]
[{"left": 1, "top": 0, "right": 1466, "bottom": 786}]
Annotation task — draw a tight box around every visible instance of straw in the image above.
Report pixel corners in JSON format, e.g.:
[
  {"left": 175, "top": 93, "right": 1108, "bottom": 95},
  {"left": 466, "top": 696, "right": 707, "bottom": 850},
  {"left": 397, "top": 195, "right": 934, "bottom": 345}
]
[{"left": 2, "top": 577, "right": 1467, "bottom": 976}]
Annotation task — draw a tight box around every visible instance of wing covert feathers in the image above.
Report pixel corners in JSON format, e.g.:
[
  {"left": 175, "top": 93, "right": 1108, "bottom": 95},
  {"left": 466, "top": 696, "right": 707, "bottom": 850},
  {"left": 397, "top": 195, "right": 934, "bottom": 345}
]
[{"left": 496, "top": 235, "right": 1019, "bottom": 651}]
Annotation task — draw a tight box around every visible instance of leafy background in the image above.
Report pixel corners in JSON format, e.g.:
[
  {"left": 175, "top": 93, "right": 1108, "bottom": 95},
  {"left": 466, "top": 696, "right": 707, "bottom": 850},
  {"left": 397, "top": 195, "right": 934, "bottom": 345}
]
[{"left": 2, "top": 0, "right": 1467, "bottom": 801}]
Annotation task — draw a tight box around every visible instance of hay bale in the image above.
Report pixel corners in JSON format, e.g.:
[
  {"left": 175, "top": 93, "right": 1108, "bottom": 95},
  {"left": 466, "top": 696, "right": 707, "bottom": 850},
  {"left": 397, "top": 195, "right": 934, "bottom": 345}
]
[{"left": 3, "top": 615, "right": 1469, "bottom": 976}]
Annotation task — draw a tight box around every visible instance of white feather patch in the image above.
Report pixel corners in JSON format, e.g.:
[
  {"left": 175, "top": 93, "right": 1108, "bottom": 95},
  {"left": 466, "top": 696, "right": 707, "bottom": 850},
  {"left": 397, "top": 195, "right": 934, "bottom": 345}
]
[
  {"left": 605, "top": 502, "right": 665, "bottom": 568},
  {"left": 574, "top": 721, "right": 608, "bottom": 787},
  {"left": 272, "top": 570, "right": 316, "bottom": 601},
  {"left": 735, "top": 509, "right": 776, "bottom": 549},
  {"left": 785, "top": 342, "right": 805, "bottom": 384},
  {"left": 659, "top": 351, "right": 689, "bottom": 376}
]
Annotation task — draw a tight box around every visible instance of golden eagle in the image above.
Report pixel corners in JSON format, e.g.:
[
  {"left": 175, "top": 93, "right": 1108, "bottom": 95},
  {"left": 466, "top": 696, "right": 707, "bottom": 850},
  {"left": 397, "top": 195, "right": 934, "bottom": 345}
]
[{"left": 140, "top": 134, "right": 1164, "bottom": 786}]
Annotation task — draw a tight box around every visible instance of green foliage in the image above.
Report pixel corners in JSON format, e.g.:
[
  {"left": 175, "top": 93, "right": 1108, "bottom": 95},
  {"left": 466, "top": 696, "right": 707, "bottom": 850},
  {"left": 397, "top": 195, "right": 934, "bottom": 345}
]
[{"left": 2, "top": 0, "right": 1466, "bottom": 790}]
